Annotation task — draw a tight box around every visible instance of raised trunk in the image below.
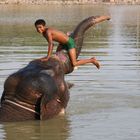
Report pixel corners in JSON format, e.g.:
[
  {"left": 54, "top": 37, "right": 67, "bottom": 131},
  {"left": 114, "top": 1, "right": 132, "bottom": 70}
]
[{"left": 72, "top": 15, "right": 110, "bottom": 58}]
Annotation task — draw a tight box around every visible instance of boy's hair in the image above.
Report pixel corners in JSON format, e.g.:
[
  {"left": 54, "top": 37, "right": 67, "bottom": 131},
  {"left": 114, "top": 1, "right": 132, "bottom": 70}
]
[{"left": 35, "top": 19, "right": 46, "bottom": 26}]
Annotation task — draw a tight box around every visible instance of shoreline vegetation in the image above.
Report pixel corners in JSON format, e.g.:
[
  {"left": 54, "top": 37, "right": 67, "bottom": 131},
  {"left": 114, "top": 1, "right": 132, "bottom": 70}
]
[{"left": 0, "top": 0, "right": 139, "bottom": 5}]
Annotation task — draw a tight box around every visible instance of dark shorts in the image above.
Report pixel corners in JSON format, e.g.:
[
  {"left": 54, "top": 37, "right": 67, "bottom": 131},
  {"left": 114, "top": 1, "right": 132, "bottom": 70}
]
[{"left": 61, "top": 37, "right": 75, "bottom": 51}]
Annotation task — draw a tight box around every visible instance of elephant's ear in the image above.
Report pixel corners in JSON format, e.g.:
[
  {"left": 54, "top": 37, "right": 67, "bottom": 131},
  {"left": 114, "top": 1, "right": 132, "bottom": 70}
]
[{"left": 40, "top": 94, "right": 62, "bottom": 120}]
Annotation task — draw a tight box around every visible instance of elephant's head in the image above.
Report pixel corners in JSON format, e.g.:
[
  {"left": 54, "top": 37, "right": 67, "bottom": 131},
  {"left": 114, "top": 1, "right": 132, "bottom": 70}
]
[
  {"left": 0, "top": 57, "right": 70, "bottom": 121},
  {"left": 0, "top": 16, "right": 110, "bottom": 122}
]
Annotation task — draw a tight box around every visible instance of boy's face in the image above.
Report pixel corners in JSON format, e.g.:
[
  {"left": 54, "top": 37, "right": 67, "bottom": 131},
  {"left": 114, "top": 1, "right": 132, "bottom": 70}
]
[{"left": 35, "top": 24, "right": 46, "bottom": 34}]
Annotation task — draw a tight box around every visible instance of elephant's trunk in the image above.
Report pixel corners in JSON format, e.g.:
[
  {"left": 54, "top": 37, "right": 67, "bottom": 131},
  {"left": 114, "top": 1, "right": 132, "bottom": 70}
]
[
  {"left": 71, "top": 15, "right": 111, "bottom": 58},
  {"left": 56, "top": 15, "right": 110, "bottom": 74}
]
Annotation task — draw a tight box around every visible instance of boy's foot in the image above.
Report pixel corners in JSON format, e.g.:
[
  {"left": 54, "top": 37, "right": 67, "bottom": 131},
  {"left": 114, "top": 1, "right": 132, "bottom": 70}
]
[{"left": 91, "top": 57, "right": 100, "bottom": 69}]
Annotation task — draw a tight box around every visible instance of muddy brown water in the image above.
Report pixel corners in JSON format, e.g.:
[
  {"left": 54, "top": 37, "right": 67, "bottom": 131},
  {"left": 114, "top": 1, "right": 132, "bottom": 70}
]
[{"left": 0, "top": 5, "right": 140, "bottom": 140}]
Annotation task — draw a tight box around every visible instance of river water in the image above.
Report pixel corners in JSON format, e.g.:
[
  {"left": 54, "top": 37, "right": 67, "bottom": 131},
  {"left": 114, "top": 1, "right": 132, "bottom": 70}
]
[{"left": 0, "top": 4, "right": 140, "bottom": 140}]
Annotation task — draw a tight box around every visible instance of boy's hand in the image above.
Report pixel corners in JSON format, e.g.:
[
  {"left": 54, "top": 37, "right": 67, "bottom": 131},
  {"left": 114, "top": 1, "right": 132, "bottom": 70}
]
[
  {"left": 40, "top": 58, "right": 48, "bottom": 62},
  {"left": 40, "top": 56, "right": 50, "bottom": 62},
  {"left": 34, "top": 57, "right": 49, "bottom": 62}
]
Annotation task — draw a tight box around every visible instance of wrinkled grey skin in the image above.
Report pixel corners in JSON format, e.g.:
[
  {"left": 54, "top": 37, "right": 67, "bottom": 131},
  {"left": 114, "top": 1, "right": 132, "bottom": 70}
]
[{"left": 0, "top": 16, "right": 110, "bottom": 122}]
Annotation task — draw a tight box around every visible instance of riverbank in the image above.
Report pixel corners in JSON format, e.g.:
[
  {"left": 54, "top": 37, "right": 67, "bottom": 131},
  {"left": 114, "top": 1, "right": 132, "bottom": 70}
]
[{"left": 0, "top": 0, "right": 139, "bottom": 5}]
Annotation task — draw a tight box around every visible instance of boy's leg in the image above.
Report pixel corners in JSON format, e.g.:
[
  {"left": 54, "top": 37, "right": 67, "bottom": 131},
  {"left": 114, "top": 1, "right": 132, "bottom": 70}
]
[{"left": 68, "top": 48, "right": 100, "bottom": 69}]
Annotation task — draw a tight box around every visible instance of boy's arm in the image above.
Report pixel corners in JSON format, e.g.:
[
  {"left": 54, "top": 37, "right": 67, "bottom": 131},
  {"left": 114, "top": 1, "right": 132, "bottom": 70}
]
[
  {"left": 42, "top": 30, "right": 53, "bottom": 61},
  {"left": 46, "top": 31, "right": 53, "bottom": 59}
]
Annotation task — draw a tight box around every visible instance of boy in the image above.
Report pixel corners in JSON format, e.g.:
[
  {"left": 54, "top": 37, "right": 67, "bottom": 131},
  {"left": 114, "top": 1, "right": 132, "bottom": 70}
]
[{"left": 34, "top": 19, "right": 100, "bottom": 69}]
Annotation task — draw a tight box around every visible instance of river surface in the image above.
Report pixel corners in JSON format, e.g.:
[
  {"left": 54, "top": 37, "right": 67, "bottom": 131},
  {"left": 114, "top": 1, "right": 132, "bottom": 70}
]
[{"left": 0, "top": 4, "right": 140, "bottom": 140}]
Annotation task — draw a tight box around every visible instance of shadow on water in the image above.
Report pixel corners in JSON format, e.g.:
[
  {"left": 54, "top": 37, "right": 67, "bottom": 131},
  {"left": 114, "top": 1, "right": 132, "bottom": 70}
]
[{"left": 0, "top": 116, "right": 71, "bottom": 140}]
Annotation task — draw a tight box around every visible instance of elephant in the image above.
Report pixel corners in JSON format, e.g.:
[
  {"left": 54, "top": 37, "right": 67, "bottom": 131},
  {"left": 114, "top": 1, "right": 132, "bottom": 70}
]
[{"left": 0, "top": 15, "right": 110, "bottom": 122}]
